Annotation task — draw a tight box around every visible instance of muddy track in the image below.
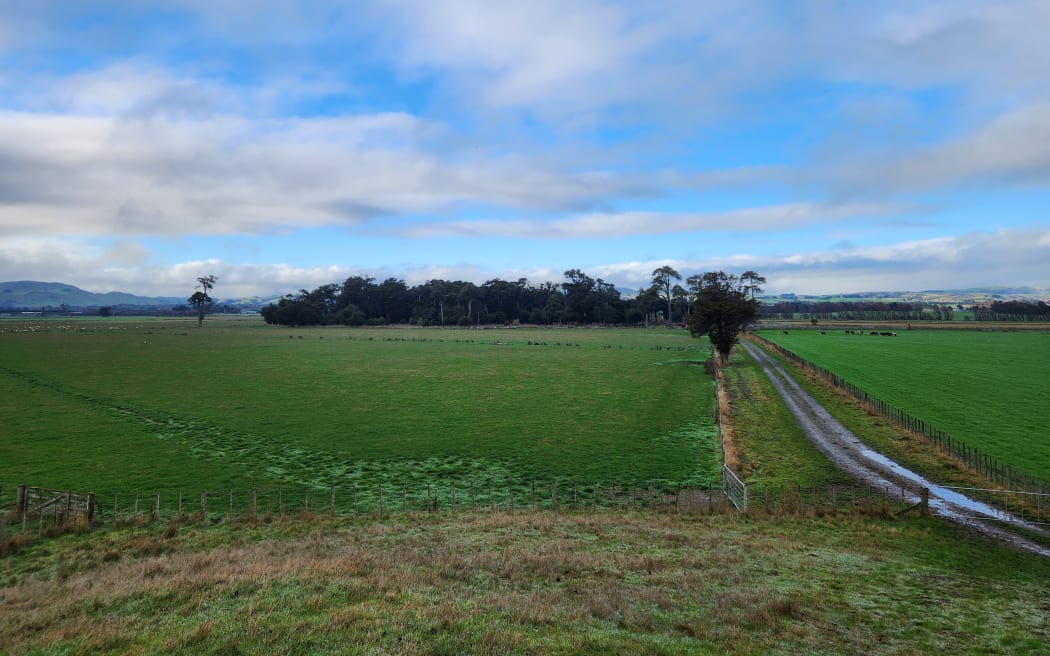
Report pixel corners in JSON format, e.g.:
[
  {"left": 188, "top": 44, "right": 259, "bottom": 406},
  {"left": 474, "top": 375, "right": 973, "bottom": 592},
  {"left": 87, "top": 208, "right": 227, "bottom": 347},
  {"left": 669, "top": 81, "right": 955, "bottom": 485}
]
[{"left": 741, "top": 340, "right": 1050, "bottom": 559}]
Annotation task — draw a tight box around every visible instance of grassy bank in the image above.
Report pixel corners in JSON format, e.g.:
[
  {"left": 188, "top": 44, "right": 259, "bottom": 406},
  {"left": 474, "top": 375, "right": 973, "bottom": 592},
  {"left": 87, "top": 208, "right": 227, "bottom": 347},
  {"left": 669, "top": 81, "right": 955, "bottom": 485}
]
[{"left": 2, "top": 511, "right": 1047, "bottom": 655}]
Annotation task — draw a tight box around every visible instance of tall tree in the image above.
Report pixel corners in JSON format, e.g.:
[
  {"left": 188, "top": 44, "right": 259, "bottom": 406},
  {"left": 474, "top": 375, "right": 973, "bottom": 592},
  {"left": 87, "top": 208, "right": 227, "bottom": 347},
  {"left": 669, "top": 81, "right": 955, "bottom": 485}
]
[
  {"left": 740, "top": 270, "right": 767, "bottom": 299},
  {"left": 686, "top": 271, "right": 760, "bottom": 365},
  {"left": 651, "top": 266, "right": 681, "bottom": 324},
  {"left": 188, "top": 274, "right": 217, "bottom": 327}
]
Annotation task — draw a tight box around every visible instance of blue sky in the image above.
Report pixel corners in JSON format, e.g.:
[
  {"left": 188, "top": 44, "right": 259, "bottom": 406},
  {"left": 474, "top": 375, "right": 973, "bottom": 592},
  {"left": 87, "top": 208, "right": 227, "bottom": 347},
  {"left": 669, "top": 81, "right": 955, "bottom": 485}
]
[{"left": 1, "top": 1, "right": 1049, "bottom": 299}]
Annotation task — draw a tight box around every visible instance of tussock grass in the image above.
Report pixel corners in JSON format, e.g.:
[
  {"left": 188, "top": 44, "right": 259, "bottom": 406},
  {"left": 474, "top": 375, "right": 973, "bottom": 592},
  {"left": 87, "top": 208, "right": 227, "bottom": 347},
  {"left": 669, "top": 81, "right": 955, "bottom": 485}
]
[{"left": 2, "top": 511, "right": 1047, "bottom": 655}]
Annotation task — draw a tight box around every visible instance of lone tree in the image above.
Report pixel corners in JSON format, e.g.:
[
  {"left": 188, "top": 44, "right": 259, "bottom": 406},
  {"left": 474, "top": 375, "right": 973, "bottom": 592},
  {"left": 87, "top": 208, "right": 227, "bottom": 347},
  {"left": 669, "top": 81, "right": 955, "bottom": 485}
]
[
  {"left": 686, "top": 271, "right": 760, "bottom": 365},
  {"left": 740, "top": 270, "right": 767, "bottom": 299},
  {"left": 189, "top": 275, "right": 218, "bottom": 327},
  {"left": 650, "top": 265, "right": 681, "bottom": 324}
]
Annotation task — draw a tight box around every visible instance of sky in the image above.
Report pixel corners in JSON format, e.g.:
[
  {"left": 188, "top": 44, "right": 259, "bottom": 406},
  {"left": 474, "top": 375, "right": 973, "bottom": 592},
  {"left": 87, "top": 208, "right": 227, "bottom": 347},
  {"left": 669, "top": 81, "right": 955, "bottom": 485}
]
[{"left": 1, "top": 1, "right": 1049, "bottom": 299}]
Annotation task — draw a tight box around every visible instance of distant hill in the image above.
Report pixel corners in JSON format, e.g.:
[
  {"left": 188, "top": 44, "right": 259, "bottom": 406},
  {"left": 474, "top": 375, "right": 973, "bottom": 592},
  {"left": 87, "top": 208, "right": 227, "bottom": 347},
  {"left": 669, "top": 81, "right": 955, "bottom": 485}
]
[
  {"left": 0, "top": 281, "right": 183, "bottom": 309},
  {"left": 763, "top": 286, "right": 1050, "bottom": 305}
]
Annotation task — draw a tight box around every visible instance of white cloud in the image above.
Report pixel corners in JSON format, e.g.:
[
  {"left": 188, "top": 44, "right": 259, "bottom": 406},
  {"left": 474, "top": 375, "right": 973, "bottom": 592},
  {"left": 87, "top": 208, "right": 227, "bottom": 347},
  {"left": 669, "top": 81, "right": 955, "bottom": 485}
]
[
  {"left": 0, "top": 106, "right": 650, "bottom": 239},
  {"left": 392, "top": 201, "right": 903, "bottom": 239}
]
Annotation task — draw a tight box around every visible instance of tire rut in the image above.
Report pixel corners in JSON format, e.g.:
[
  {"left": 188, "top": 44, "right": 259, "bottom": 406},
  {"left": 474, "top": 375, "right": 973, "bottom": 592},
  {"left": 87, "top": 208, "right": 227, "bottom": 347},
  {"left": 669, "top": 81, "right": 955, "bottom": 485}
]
[{"left": 741, "top": 340, "right": 1050, "bottom": 559}]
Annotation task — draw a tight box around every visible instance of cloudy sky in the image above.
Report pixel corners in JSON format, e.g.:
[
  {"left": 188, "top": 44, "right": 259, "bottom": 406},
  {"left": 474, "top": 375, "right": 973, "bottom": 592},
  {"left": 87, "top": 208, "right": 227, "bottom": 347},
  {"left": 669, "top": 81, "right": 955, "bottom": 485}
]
[{"left": 2, "top": 1, "right": 1049, "bottom": 299}]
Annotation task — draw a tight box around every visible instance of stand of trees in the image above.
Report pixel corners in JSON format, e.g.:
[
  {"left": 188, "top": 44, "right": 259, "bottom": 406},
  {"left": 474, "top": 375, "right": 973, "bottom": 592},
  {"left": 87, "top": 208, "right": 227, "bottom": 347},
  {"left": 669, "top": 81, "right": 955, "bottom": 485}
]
[
  {"left": 761, "top": 301, "right": 950, "bottom": 321},
  {"left": 972, "top": 300, "right": 1050, "bottom": 321},
  {"left": 260, "top": 269, "right": 705, "bottom": 327}
]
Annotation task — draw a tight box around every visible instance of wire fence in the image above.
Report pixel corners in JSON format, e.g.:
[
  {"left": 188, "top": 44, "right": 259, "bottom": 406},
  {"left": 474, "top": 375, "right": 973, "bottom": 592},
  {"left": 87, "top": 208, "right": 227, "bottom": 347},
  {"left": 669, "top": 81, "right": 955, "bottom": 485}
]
[
  {"left": 749, "top": 333, "right": 1050, "bottom": 495},
  {"left": 2, "top": 480, "right": 923, "bottom": 541}
]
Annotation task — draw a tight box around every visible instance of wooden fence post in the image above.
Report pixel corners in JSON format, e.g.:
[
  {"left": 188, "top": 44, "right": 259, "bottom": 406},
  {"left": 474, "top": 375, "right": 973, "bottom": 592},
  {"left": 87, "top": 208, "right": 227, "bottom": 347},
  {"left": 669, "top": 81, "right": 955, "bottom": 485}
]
[
  {"left": 200, "top": 490, "right": 207, "bottom": 519},
  {"left": 330, "top": 486, "right": 336, "bottom": 517}
]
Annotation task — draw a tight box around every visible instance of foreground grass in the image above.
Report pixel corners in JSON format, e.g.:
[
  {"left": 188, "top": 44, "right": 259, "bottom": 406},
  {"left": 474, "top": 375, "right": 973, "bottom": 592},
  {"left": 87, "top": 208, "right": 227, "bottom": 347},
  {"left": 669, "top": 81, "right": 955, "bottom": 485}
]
[{"left": 2, "top": 511, "right": 1047, "bottom": 655}]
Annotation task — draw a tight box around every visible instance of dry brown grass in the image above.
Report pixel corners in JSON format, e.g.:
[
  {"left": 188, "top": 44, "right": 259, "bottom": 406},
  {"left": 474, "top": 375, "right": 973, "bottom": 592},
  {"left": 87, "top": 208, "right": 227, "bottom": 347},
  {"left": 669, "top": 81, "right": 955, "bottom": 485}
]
[{"left": 2, "top": 511, "right": 1049, "bottom": 655}]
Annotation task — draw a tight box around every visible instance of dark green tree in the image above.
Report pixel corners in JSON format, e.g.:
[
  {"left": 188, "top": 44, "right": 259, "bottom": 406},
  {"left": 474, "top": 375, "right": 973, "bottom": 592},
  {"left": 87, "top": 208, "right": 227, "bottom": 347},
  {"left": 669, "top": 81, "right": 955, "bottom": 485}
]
[
  {"left": 686, "top": 271, "right": 760, "bottom": 365},
  {"left": 188, "top": 274, "right": 217, "bottom": 327}
]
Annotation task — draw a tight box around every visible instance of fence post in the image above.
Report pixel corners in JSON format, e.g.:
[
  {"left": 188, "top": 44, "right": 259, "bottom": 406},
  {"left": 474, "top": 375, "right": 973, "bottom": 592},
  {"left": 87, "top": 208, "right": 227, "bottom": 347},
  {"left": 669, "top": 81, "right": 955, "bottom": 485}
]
[
  {"left": 552, "top": 480, "right": 557, "bottom": 511},
  {"left": 200, "top": 490, "right": 207, "bottom": 519},
  {"left": 330, "top": 486, "right": 336, "bottom": 517},
  {"left": 920, "top": 488, "right": 929, "bottom": 516}
]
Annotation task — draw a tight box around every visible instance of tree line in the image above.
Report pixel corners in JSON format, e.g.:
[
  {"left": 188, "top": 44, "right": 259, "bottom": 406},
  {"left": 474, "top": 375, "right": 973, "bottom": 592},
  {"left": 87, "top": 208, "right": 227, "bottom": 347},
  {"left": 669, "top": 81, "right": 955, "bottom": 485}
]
[
  {"left": 259, "top": 268, "right": 767, "bottom": 329},
  {"left": 972, "top": 300, "right": 1050, "bottom": 322},
  {"left": 762, "top": 299, "right": 1050, "bottom": 322},
  {"left": 761, "top": 301, "right": 953, "bottom": 321}
]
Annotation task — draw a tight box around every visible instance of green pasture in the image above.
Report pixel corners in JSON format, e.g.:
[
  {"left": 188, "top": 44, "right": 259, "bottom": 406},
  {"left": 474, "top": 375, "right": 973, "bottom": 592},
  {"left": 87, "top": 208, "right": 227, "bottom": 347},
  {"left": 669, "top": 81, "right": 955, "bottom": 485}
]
[
  {"left": 757, "top": 329, "right": 1050, "bottom": 480},
  {"left": 1, "top": 317, "right": 718, "bottom": 498}
]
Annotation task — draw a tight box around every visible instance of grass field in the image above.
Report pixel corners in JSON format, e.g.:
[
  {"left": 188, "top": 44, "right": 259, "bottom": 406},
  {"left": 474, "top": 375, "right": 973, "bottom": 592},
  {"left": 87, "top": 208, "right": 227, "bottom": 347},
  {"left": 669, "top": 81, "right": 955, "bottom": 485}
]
[
  {"left": 1, "top": 318, "right": 719, "bottom": 498},
  {"left": 5, "top": 319, "right": 1050, "bottom": 654},
  {"left": 756, "top": 329, "right": 1050, "bottom": 480}
]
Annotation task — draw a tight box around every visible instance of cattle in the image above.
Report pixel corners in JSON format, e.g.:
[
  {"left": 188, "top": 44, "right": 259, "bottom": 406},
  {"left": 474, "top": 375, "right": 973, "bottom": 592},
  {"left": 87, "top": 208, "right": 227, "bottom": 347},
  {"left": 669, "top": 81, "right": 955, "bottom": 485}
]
[
  {"left": 819, "top": 330, "right": 826, "bottom": 335},
  {"left": 782, "top": 330, "right": 789, "bottom": 335}
]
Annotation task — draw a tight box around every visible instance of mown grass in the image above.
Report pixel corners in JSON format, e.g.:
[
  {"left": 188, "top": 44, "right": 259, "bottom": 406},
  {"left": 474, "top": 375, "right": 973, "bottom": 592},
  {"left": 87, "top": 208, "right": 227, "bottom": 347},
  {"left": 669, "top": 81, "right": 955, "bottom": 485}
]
[
  {"left": 1, "top": 319, "right": 719, "bottom": 498},
  {"left": 2, "top": 511, "right": 1048, "bottom": 655},
  {"left": 756, "top": 329, "right": 1050, "bottom": 479}
]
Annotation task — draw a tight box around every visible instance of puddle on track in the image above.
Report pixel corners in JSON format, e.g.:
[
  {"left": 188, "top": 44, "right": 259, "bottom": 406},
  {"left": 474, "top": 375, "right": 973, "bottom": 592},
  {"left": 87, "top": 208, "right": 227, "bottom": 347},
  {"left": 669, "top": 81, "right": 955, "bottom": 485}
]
[{"left": 861, "top": 449, "right": 1012, "bottom": 521}]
